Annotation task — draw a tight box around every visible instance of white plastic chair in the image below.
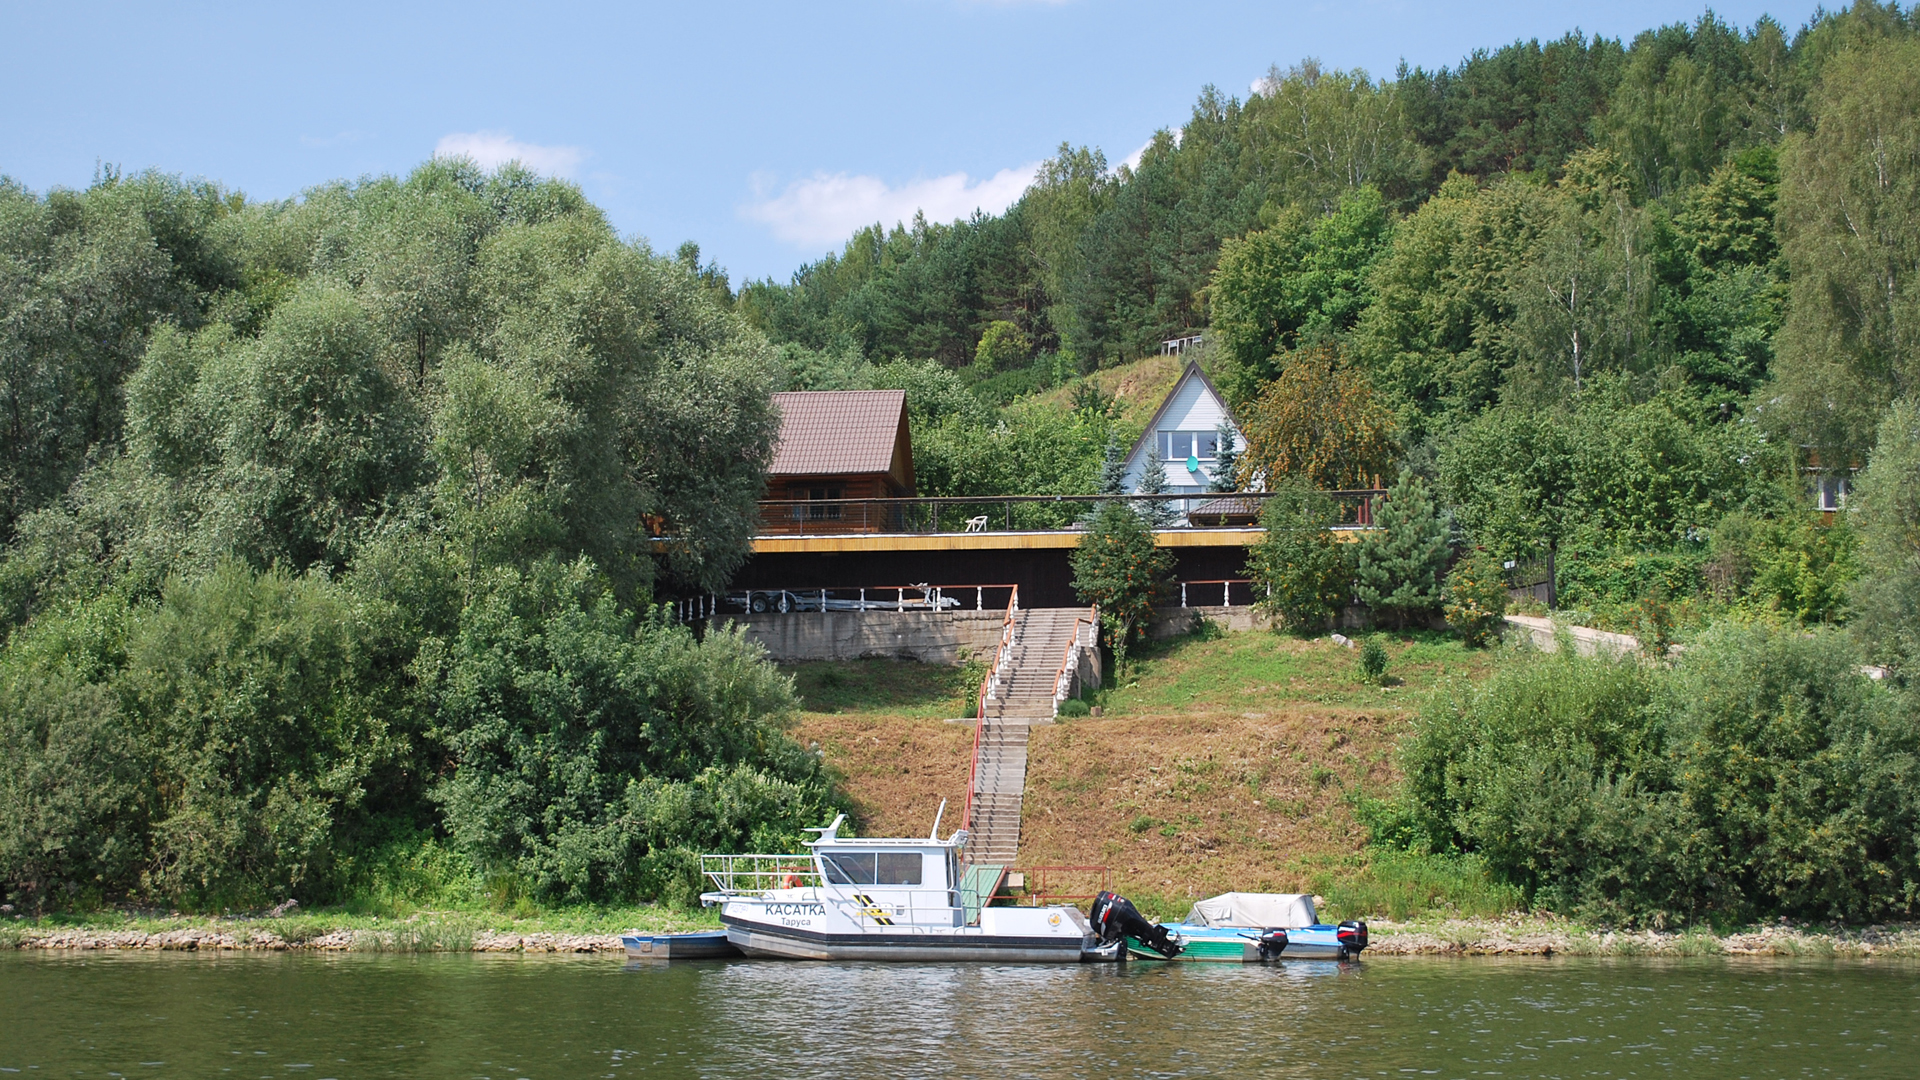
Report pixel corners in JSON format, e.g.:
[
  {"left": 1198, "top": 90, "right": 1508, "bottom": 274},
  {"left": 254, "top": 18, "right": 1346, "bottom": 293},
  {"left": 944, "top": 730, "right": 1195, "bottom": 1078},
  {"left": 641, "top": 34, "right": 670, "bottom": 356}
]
[{"left": 963, "top": 515, "right": 989, "bottom": 532}]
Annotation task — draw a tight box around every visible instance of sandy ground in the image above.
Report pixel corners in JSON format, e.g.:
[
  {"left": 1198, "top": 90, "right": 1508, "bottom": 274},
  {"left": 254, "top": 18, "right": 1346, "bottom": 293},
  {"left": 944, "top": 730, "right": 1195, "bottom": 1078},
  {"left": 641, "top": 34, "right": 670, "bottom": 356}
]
[{"left": 794, "top": 706, "right": 1403, "bottom": 905}]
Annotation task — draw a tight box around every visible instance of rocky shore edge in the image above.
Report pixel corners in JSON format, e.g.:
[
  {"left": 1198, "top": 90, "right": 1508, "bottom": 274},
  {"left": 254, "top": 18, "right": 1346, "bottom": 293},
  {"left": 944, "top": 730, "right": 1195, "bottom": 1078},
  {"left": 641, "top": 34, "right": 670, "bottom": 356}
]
[
  {"left": 10, "top": 917, "right": 1920, "bottom": 957},
  {"left": 1364, "top": 917, "right": 1920, "bottom": 958},
  {"left": 8, "top": 926, "right": 629, "bottom": 953}
]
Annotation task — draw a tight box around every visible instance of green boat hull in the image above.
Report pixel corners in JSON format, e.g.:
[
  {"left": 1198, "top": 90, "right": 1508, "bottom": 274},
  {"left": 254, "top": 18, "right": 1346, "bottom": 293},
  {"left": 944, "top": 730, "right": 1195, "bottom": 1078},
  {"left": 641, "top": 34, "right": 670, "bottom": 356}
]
[{"left": 1124, "top": 934, "right": 1270, "bottom": 963}]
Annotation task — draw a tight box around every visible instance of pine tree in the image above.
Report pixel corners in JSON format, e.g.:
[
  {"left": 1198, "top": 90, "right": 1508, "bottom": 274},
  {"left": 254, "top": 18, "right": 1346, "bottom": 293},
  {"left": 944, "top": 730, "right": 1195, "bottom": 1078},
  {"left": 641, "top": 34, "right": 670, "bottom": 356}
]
[
  {"left": 1354, "top": 470, "right": 1452, "bottom": 627},
  {"left": 1139, "top": 445, "right": 1177, "bottom": 527},
  {"left": 1096, "top": 434, "right": 1129, "bottom": 497},
  {"left": 1071, "top": 500, "right": 1174, "bottom": 647},
  {"left": 1209, "top": 423, "right": 1241, "bottom": 493}
]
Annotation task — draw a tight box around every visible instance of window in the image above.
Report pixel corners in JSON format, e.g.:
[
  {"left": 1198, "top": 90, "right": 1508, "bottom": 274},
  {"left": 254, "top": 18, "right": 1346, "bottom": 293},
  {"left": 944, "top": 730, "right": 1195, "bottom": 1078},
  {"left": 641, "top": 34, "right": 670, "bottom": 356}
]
[
  {"left": 790, "top": 485, "right": 843, "bottom": 521},
  {"left": 1158, "top": 431, "right": 1218, "bottom": 464},
  {"left": 1817, "top": 475, "right": 1850, "bottom": 512},
  {"left": 821, "top": 851, "right": 923, "bottom": 886}
]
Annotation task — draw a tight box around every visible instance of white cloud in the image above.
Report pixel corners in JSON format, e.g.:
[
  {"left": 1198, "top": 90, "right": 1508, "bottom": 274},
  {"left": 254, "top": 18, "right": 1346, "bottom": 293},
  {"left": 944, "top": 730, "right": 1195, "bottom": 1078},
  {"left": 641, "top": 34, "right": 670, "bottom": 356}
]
[
  {"left": 433, "top": 130, "right": 585, "bottom": 177},
  {"left": 741, "top": 163, "right": 1040, "bottom": 247}
]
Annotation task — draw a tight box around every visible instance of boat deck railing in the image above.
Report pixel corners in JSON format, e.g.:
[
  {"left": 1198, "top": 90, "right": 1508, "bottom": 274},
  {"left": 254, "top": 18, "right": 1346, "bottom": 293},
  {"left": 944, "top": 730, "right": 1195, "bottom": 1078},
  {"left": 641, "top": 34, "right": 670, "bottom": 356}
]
[{"left": 701, "top": 854, "right": 822, "bottom": 896}]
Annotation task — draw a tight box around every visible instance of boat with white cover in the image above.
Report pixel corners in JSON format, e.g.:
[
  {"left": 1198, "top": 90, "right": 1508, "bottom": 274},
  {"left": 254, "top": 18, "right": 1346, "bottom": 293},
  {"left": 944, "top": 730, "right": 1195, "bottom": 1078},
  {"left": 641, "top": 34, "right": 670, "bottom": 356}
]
[
  {"left": 1128, "top": 892, "right": 1369, "bottom": 962},
  {"left": 700, "top": 814, "right": 1099, "bottom": 962}
]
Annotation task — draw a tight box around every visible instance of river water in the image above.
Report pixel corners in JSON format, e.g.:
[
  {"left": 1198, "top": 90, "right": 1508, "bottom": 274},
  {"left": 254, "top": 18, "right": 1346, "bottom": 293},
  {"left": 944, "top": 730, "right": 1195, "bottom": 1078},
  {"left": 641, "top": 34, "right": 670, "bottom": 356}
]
[{"left": 2, "top": 952, "right": 1916, "bottom": 1078}]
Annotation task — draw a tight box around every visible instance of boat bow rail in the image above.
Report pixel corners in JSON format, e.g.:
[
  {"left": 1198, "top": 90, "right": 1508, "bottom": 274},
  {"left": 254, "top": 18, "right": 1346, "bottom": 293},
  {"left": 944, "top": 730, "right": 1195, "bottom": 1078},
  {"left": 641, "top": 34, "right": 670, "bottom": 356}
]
[{"left": 701, "top": 854, "right": 822, "bottom": 897}]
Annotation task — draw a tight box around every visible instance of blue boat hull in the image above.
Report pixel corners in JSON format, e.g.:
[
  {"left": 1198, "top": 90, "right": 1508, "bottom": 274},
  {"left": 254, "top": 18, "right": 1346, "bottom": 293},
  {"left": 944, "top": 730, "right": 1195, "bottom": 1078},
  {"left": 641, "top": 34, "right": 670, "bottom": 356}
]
[{"left": 622, "top": 930, "right": 741, "bottom": 960}]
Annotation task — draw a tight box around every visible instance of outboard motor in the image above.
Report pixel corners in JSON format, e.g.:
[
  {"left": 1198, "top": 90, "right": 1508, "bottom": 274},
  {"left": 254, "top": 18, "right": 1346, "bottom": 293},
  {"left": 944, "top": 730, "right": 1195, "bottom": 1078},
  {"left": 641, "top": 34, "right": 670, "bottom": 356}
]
[
  {"left": 1090, "top": 891, "right": 1183, "bottom": 959},
  {"left": 1336, "top": 920, "right": 1369, "bottom": 958},
  {"left": 1249, "top": 928, "right": 1289, "bottom": 961}
]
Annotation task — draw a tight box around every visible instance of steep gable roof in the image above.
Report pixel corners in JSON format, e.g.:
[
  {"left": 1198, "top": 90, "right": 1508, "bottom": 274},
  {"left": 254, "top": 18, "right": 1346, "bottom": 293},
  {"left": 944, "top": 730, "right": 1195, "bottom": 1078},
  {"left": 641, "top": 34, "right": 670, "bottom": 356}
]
[
  {"left": 1122, "top": 360, "right": 1239, "bottom": 472},
  {"left": 769, "top": 389, "right": 911, "bottom": 478}
]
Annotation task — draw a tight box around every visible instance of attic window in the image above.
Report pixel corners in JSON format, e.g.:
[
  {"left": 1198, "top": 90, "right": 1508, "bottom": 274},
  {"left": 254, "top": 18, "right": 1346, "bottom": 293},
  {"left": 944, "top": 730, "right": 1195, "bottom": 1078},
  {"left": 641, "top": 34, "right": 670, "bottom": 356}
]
[{"left": 1159, "top": 431, "right": 1218, "bottom": 462}]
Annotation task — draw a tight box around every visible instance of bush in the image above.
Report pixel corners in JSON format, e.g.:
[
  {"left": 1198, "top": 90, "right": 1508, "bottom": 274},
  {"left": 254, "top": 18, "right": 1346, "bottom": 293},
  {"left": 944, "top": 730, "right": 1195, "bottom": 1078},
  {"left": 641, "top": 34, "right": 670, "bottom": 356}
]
[
  {"left": 430, "top": 558, "right": 846, "bottom": 903},
  {"left": 1443, "top": 549, "right": 1509, "bottom": 646},
  {"left": 1056, "top": 698, "right": 1091, "bottom": 718},
  {"left": 1399, "top": 624, "right": 1920, "bottom": 925},
  {"left": 1357, "top": 637, "right": 1389, "bottom": 685},
  {"left": 0, "top": 563, "right": 409, "bottom": 911},
  {"left": 1246, "top": 483, "right": 1353, "bottom": 632}
]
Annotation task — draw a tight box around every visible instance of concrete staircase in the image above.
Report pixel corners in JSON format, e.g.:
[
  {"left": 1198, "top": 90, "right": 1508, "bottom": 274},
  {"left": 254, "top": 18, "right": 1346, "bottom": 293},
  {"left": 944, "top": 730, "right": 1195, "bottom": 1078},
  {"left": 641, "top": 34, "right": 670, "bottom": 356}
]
[{"left": 966, "top": 608, "right": 1094, "bottom": 866}]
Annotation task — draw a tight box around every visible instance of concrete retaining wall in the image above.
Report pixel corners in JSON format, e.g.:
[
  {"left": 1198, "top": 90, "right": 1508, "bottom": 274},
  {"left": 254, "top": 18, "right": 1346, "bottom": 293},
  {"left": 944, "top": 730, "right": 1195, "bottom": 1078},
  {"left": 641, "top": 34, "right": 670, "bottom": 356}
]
[
  {"left": 1147, "top": 605, "right": 1276, "bottom": 638},
  {"left": 715, "top": 610, "right": 1010, "bottom": 663}
]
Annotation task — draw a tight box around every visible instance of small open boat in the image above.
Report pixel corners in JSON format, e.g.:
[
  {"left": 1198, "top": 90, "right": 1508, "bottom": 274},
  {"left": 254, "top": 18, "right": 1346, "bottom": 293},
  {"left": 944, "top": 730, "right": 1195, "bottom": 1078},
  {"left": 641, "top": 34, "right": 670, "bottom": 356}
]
[
  {"left": 621, "top": 930, "right": 741, "bottom": 960},
  {"left": 1116, "top": 893, "right": 1370, "bottom": 962}
]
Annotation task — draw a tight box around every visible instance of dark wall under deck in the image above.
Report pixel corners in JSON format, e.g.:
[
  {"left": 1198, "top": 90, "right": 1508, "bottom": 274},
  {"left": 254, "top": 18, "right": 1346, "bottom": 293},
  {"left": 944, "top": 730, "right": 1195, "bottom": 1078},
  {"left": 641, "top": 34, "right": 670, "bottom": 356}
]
[{"left": 715, "top": 543, "right": 1255, "bottom": 609}]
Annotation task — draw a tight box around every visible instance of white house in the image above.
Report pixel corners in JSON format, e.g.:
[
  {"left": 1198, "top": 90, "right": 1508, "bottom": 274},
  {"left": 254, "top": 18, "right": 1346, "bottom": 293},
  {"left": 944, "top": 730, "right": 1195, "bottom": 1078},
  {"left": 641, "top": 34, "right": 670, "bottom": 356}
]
[{"left": 1120, "top": 360, "right": 1243, "bottom": 510}]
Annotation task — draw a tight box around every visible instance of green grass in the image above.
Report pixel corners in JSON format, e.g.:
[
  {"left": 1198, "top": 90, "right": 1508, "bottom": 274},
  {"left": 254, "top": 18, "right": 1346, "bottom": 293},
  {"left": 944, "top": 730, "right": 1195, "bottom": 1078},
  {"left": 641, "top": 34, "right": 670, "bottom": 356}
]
[
  {"left": 1299, "top": 850, "right": 1526, "bottom": 922},
  {"left": 784, "top": 658, "right": 984, "bottom": 718},
  {"left": 1091, "top": 628, "right": 1496, "bottom": 716}
]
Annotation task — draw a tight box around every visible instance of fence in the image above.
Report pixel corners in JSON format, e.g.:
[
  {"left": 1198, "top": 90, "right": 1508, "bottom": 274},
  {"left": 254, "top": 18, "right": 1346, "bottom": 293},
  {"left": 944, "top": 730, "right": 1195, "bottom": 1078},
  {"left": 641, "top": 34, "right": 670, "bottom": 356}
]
[{"left": 753, "top": 490, "right": 1383, "bottom": 536}]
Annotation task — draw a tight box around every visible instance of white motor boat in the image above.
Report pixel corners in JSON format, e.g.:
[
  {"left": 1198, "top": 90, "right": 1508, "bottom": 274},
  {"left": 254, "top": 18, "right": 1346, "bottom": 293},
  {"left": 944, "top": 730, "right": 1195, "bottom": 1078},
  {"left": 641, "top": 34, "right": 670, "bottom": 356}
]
[{"left": 700, "top": 814, "right": 1097, "bottom": 962}]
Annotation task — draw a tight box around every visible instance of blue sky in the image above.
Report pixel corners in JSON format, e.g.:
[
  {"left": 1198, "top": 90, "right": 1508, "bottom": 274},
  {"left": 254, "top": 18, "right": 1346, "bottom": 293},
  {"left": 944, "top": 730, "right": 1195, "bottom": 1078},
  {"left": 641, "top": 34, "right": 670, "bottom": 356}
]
[{"left": 4, "top": 0, "right": 1825, "bottom": 284}]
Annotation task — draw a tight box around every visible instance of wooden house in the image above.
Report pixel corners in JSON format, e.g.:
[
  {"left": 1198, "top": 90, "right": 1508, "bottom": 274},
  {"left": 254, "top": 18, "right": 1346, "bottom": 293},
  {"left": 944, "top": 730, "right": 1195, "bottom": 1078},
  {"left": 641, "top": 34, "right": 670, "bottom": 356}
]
[
  {"left": 1120, "top": 360, "right": 1244, "bottom": 514},
  {"left": 762, "top": 389, "right": 915, "bottom": 534}
]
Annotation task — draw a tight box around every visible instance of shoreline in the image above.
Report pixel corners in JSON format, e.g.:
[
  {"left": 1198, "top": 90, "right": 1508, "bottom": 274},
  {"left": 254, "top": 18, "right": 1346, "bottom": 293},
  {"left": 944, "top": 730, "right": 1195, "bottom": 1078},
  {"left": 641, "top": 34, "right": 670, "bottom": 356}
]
[{"left": 9, "top": 914, "right": 1920, "bottom": 958}]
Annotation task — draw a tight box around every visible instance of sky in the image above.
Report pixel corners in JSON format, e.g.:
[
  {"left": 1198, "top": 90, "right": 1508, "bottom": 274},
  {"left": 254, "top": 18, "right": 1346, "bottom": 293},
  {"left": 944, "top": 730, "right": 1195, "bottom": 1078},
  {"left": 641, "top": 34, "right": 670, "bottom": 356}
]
[{"left": 2, "top": 0, "right": 1828, "bottom": 285}]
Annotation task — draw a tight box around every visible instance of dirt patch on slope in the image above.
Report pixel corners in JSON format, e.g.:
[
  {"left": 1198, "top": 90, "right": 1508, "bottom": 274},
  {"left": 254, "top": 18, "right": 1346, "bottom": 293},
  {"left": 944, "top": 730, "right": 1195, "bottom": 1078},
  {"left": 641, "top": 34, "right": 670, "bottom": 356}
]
[
  {"left": 791, "top": 715, "right": 975, "bottom": 838},
  {"left": 793, "top": 707, "right": 1409, "bottom": 907}
]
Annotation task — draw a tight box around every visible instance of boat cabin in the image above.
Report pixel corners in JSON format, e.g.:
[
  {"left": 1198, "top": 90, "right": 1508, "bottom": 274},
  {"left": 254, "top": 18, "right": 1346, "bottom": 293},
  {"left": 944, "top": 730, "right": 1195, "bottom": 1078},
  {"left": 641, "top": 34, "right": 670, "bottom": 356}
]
[{"left": 806, "top": 816, "right": 966, "bottom": 926}]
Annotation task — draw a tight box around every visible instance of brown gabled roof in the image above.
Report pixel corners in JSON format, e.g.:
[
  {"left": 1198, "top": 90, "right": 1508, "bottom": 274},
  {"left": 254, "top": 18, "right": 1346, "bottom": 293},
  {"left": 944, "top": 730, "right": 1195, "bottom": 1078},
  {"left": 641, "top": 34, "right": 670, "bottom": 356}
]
[{"left": 769, "top": 390, "right": 911, "bottom": 477}]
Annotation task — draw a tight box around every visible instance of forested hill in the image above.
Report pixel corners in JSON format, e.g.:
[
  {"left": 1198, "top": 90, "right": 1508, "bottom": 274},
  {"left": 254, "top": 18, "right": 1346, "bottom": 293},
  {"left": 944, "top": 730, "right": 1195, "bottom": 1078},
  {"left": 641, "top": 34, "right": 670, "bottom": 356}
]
[{"left": 737, "top": 2, "right": 1920, "bottom": 471}]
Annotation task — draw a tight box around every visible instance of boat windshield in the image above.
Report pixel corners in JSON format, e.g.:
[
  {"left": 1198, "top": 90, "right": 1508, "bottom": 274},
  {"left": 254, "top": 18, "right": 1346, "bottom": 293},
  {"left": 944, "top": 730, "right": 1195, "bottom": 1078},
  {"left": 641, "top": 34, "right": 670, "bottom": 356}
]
[{"left": 821, "top": 851, "right": 923, "bottom": 886}]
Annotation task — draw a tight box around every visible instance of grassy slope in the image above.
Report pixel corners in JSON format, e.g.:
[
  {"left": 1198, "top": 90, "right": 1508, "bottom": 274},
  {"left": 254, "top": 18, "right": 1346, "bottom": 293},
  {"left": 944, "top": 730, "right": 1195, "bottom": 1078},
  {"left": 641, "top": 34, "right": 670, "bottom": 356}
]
[
  {"left": 791, "top": 630, "right": 1506, "bottom": 921},
  {"left": 1026, "top": 353, "right": 1195, "bottom": 427}
]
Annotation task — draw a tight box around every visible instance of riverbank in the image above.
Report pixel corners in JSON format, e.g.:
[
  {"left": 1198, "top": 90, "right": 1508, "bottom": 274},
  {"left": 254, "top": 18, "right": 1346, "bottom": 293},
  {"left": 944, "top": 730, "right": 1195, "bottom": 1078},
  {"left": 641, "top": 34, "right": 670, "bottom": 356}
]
[
  {"left": 10, "top": 911, "right": 1920, "bottom": 958},
  {"left": 0, "top": 907, "right": 718, "bottom": 954}
]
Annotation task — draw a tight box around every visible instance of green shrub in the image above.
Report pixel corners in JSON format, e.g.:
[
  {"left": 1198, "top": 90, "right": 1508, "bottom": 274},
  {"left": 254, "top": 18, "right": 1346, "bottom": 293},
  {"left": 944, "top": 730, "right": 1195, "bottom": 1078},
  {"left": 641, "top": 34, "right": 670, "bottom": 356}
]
[
  {"left": 1071, "top": 500, "right": 1174, "bottom": 645},
  {"left": 1056, "top": 698, "right": 1091, "bottom": 718},
  {"left": 1443, "top": 549, "right": 1509, "bottom": 646},
  {"left": 1557, "top": 547, "right": 1707, "bottom": 610},
  {"left": 431, "top": 559, "right": 848, "bottom": 903},
  {"left": 1399, "top": 624, "right": 1920, "bottom": 925},
  {"left": 1357, "top": 637, "right": 1389, "bottom": 685},
  {"left": 1246, "top": 483, "right": 1354, "bottom": 632}
]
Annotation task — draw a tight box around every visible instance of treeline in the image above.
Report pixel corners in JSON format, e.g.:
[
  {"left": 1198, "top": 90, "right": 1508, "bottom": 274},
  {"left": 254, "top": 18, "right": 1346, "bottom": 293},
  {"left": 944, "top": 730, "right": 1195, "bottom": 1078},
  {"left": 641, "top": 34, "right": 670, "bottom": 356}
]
[
  {"left": 741, "top": 3, "right": 1920, "bottom": 637},
  {"left": 0, "top": 162, "right": 845, "bottom": 912},
  {"left": 737, "top": 5, "right": 1895, "bottom": 380}
]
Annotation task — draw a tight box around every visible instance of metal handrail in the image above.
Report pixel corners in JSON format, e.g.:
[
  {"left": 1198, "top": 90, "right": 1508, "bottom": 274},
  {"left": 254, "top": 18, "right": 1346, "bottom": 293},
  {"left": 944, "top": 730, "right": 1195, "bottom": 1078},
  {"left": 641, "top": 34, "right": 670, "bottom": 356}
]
[
  {"left": 749, "top": 489, "right": 1385, "bottom": 536},
  {"left": 716, "top": 582, "right": 1019, "bottom": 616},
  {"left": 965, "top": 584, "right": 1020, "bottom": 839},
  {"left": 1051, "top": 607, "right": 1099, "bottom": 709},
  {"left": 701, "top": 854, "right": 824, "bottom": 896},
  {"left": 701, "top": 854, "right": 1012, "bottom": 929}
]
